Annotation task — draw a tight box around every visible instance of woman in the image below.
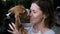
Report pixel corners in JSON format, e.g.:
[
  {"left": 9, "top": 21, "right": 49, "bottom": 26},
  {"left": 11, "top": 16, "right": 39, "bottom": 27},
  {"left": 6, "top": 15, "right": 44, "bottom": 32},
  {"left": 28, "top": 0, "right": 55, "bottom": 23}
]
[{"left": 8, "top": 0, "right": 55, "bottom": 34}]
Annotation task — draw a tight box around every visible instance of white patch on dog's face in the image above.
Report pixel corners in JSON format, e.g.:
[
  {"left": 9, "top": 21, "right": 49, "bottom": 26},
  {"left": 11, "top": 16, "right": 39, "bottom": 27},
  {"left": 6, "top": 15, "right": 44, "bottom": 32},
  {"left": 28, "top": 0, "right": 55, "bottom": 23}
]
[
  {"left": 26, "top": 9, "right": 30, "bottom": 16},
  {"left": 6, "top": 12, "right": 12, "bottom": 17}
]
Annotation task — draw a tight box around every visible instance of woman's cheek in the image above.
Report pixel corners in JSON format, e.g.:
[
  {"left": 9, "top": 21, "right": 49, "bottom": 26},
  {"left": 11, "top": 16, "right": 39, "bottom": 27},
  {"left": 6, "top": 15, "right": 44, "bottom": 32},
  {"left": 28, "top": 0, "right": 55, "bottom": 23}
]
[{"left": 34, "top": 14, "right": 38, "bottom": 17}]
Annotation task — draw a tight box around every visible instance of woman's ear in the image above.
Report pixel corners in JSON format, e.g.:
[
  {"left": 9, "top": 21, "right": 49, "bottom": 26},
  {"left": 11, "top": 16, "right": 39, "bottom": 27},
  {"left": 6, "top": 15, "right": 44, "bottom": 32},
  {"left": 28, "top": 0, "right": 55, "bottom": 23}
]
[{"left": 44, "top": 14, "right": 49, "bottom": 19}]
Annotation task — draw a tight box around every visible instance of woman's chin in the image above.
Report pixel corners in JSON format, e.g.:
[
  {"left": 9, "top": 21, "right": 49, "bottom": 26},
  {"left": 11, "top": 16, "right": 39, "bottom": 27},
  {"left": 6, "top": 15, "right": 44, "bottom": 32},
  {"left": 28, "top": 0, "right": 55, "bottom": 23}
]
[{"left": 30, "top": 21, "right": 37, "bottom": 24}]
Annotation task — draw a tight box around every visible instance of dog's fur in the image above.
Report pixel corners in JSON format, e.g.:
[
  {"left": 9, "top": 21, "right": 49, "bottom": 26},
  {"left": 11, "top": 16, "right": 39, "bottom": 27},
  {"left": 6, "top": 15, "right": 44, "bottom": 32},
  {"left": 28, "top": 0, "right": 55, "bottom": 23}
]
[{"left": 8, "top": 5, "right": 28, "bottom": 34}]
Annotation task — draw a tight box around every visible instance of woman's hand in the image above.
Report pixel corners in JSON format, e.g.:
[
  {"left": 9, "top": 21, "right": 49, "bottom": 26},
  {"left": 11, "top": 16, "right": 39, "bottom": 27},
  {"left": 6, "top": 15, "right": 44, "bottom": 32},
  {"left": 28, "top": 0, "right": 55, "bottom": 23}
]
[{"left": 8, "top": 23, "right": 21, "bottom": 34}]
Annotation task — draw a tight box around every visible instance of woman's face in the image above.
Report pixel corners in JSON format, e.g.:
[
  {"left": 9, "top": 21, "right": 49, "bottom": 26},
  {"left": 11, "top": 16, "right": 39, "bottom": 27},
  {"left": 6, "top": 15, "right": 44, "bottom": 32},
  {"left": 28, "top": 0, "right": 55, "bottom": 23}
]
[{"left": 30, "top": 3, "right": 45, "bottom": 24}]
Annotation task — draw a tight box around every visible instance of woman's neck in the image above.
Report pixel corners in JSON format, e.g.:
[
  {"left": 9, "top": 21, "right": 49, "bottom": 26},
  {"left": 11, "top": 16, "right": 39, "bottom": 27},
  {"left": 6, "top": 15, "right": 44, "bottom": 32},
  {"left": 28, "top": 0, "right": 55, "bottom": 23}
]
[{"left": 33, "top": 19, "right": 49, "bottom": 33}]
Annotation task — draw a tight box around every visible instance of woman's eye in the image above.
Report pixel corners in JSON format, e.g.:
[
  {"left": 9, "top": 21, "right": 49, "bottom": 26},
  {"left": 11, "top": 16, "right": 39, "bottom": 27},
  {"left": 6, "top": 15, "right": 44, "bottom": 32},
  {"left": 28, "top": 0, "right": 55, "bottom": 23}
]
[
  {"left": 32, "top": 10, "right": 36, "bottom": 13},
  {"left": 33, "top": 11, "right": 36, "bottom": 13},
  {"left": 30, "top": 9, "right": 36, "bottom": 13}
]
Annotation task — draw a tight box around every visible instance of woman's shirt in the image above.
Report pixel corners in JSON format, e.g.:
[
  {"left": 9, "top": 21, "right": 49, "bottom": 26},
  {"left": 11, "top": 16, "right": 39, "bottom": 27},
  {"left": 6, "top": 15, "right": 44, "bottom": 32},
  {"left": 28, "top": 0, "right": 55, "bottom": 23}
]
[{"left": 24, "top": 26, "right": 55, "bottom": 34}]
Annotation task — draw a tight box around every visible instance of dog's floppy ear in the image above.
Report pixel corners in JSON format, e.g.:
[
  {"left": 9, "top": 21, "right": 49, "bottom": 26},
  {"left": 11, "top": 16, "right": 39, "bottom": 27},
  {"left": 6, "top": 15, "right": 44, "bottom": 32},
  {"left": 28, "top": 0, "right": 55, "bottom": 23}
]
[{"left": 9, "top": 5, "right": 26, "bottom": 14}]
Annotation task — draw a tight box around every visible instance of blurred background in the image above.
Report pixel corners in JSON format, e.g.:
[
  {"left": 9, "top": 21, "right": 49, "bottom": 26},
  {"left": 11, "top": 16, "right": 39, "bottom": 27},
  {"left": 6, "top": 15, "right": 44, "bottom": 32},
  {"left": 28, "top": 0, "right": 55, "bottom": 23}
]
[{"left": 0, "top": 0, "right": 60, "bottom": 34}]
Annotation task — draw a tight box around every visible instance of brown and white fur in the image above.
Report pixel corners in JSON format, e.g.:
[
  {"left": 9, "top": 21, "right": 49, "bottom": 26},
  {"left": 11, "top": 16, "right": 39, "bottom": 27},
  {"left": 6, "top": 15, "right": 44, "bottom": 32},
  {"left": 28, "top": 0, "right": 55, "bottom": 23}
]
[{"left": 8, "top": 5, "right": 30, "bottom": 34}]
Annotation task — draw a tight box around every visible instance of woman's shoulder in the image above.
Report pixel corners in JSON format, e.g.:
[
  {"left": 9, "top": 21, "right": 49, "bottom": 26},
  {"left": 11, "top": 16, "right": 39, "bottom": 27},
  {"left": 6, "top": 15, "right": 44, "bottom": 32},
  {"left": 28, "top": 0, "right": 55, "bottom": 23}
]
[
  {"left": 24, "top": 26, "right": 33, "bottom": 34},
  {"left": 24, "top": 26, "right": 33, "bottom": 31},
  {"left": 23, "top": 23, "right": 33, "bottom": 31},
  {"left": 45, "top": 29, "right": 55, "bottom": 34}
]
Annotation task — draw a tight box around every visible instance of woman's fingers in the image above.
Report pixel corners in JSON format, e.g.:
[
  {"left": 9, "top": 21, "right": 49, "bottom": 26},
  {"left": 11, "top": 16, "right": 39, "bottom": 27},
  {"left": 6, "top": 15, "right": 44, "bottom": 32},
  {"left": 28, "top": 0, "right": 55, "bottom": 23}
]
[
  {"left": 7, "top": 30, "right": 13, "bottom": 33},
  {"left": 12, "top": 23, "right": 16, "bottom": 28},
  {"left": 8, "top": 23, "right": 20, "bottom": 34},
  {"left": 9, "top": 24, "right": 14, "bottom": 30}
]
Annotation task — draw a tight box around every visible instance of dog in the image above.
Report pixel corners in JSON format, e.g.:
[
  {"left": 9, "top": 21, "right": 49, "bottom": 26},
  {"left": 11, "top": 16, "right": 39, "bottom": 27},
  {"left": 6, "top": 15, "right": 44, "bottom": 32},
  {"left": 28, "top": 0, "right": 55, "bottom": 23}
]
[{"left": 7, "top": 5, "right": 30, "bottom": 34}]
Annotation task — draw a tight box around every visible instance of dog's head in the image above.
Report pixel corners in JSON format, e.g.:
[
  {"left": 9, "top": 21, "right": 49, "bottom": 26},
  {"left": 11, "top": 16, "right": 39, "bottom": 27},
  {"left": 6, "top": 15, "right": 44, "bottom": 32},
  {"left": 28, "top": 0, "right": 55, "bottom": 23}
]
[
  {"left": 6, "top": 5, "right": 30, "bottom": 18},
  {"left": 8, "top": 5, "right": 30, "bottom": 17}
]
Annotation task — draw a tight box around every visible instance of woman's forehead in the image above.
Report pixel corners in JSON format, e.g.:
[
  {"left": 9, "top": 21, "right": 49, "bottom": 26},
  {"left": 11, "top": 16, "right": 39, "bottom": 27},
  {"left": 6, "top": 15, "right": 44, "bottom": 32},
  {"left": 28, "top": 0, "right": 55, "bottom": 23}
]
[{"left": 30, "top": 3, "right": 40, "bottom": 10}]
